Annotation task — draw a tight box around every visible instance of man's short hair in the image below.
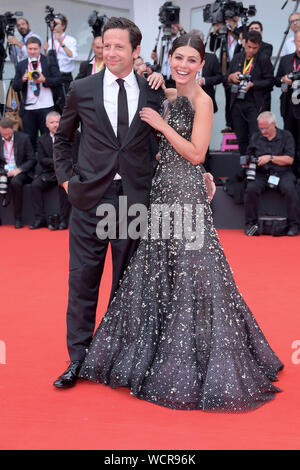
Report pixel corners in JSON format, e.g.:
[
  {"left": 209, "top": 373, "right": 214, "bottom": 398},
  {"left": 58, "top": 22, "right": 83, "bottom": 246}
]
[
  {"left": 0, "top": 117, "right": 14, "bottom": 129},
  {"left": 257, "top": 111, "right": 276, "bottom": 124},
  {"left": 46, "top": 111, "right": 61, "bottom": 122},
  {"left": 55, "top": 14, "right": 68, "bottom": 31},
  {"left": 248, "top": 21, "right": 263, "bottom": 32},
  {"left": 17, "top": 17, "right": 29, "bottom": 26},
  {"left": 26, "top": 36, "right": 41, "bottom": 47},
  {"left": 245, "top": 30, "right": 262, "bottom": 44},
  {"left": 103, "top": 17, "right": 142, "bottom": 51}
]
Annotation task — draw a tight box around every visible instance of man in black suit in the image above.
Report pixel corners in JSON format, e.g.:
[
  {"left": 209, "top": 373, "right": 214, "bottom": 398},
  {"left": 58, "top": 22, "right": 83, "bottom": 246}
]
[
  {"left": 52, "top": 17, "right": 165, "bottom": 388},
  {"left": 0, "top": 117, "right": 36, "bottom": 228},
  {"left": 30, "top": 111, "right": 72, "bottom": 230},
  {"left": 12, "top": 36, "right": 61, "bottom": 150},
  {"left": 226, "top": 30, "right": 274, "bottom": 155},
  {"left": 276, "top": 30, "right": 300, "bottom": 177},
  {"left": 75, "top": 35, "right": 104, "bottom": 80}
]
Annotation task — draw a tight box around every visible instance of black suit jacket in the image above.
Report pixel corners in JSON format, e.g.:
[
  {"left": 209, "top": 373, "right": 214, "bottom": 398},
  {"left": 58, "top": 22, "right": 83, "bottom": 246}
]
[
  {"left": 0, "top": 130, "right": 36, "bottom": 178},
  {"left": 202, "top": 52, "right": 222, "bottom": 113},
  {"left": 37, "top": 131, "right": 81, "bottom": 179},
  {"left": 226, "top": 50, "right": 274, "bottom": 111},
  {"left": 75, "top": 61, "right": 93, "bottom": 80},
  {"left": 54, "top": 69, "right": 164, "bottom": 211},
  {"left": 12, "top": 54, "right": 62, "bottom": 117},
  {"left": 275, "top": 53, "right": 300, "bottom": 119},
  {"left": 260, "top": 41, "right": 273, "bottom": 59}
]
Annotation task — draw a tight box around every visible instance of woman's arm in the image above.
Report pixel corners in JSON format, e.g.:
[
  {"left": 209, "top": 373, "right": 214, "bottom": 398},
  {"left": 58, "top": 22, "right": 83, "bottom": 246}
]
[{"left": 139, "top": 93, "right": 213, "bottom": 165}]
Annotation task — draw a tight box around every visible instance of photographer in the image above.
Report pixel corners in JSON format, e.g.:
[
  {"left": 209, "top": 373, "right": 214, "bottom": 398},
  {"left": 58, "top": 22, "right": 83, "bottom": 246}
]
[
  {"left": 276, "top": 30, "right": 300, "bottom": 177},
  {"left": 45, "top": 14, "right": 78, "bottom": 95},
  {"left": 282, "top": 12, "right": 300, "bottom": 56},
  {"left": 30, "top": 112, "right": 72, "bottom": 230},
  {"left": 75, "top": 35, "right": 104, "bottom": 80},
  {"left": 7, "top": 17, "right": 43, "bottom": 62},
  {"left": 244, "top": 112, "right": 299, "bottom": 237},
  {"left": 0, "top": 117, "right": 36, "bottom": 228},
  {"left": 248, "top": 21, "right": 273, "bottom": 59},
  {"left": 226, "top": 30, "right": 274, "bottom": 155},
  {"left": 12, "top": 36, "right": 61, "bottom": 151}
]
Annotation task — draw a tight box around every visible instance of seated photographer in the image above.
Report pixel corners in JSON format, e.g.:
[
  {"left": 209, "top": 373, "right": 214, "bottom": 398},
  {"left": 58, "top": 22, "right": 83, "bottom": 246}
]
[
  {"left": 12, "top": 37, "right": 61, "bottom": 151},
  {"left": 75, "top": 35, "right": 104, "bottom": 80},
  {"left": 276, "top": 30, "right": 300, "bottom": 177},
  {"left": 7, "top": 17, "right": 43, "bottom": 62},
  {"left": 244, "top": 112, "right": 300, "bottom": 237},
  {"left": 30, "top": 112, "right": 71, "bottom": 230},
  {"left": 45, "top": 14, "right": 78, "bottom": 96},
  {"left": 0, "top": 117, "right": 36, "bottom": 229},
  {"left": 226, "top": 30, "right": 274, "bottom": 155}
]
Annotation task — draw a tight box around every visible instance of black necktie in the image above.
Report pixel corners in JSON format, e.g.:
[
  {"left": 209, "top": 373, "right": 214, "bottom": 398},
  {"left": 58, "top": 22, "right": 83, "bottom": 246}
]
[{"left": 116, "top": 78, "right": 129, "bottom": 143}]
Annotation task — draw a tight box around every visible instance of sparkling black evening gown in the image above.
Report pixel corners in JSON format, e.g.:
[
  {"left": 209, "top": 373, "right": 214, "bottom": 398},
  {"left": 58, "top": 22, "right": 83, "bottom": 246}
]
[{"left": 79, "top": 96, "right": 283, "bottom": 412}]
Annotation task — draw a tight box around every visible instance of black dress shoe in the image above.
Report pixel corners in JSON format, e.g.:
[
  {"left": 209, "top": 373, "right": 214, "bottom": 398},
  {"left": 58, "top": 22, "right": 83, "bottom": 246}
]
[
  {"left": 287, "top": 225, "right": 299, "bottom": 236},
  {"left": 14, "top": 219, "right": 24, "bottom": 229},
  {"left": 58, "top": 220, "right": 68, "bottom": 230},
  {"left": 30, "top": 219, "right": 47, "bottom": 229},
  {"left": 53, "top": 361, "right": 82, "bottom": 389}
]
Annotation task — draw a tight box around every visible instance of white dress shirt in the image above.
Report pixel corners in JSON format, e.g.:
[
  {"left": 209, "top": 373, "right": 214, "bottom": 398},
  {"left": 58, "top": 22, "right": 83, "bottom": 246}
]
[
  {"left": 47, "top": 34, "right": 78, "bottom": 73},
  {"left": 2, "top": 136, "right": 16, "bottom": 170},
  {"left": 282, "top": 36, "right": 296, "bottom": 56},
  {"left": 103, "top": 67, "right": 140, "bottom": 179}
]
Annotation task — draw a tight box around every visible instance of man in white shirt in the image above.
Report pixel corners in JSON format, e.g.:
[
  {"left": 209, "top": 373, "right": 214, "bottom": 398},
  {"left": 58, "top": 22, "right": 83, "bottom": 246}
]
[
  {"left": 7, "top": 17, "right": 43, "bottom": 63},
  {"left": 282, "top": 12, "right": 300, "bottom": 56},
  {"left": 45, "top": 14, "right": 78, "bottom": 96},
  {"left": 12, "top": 37, "right": 61, "bottom": 150}
]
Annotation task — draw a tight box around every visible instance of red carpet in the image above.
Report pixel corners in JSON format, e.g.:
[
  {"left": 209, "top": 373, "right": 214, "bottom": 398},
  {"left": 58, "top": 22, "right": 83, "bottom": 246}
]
[{"left": 0, "top": 226, "right": 299, "bottom": 450}]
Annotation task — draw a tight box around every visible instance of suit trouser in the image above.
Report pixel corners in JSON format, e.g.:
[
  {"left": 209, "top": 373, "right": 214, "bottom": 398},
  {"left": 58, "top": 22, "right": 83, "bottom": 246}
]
[
  {"left": 283, "top": 106, "right": 300, "bottom": 177},
  {"left": 244, "top": 171, "right": 300, "bottom": 227},
  {"left": 66, "top": 180, "right": 140, "bottom": 362},
  {"left": 8, "top": 173, "right": 32, "bottom": 219},
  {"left": 231, "top": 99, "right": 259, "bottom": 155},
  {"left": 22, "top": 107, "right": 54, "bottom": 151},
  {"left": 31, "top": 176, "right": 71, "bottom": 221}
]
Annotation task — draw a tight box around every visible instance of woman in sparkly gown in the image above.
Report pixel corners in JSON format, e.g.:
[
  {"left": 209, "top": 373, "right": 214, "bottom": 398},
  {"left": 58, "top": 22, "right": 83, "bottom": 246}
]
[{"left": 79, "top": 34, "right": 283, "bottom": 412}]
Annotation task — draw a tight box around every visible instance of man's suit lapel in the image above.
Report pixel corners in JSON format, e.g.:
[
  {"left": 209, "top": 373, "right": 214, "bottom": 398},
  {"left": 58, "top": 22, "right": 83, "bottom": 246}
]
[
  {"left": 122, "top": 72, "right": 148, "bottom": 147},
  {"left": 92, "top": 70, "right": 119, "bottom": 147},
  {"left": 13, "top": 132, "right": 19, "bottom": 167}
]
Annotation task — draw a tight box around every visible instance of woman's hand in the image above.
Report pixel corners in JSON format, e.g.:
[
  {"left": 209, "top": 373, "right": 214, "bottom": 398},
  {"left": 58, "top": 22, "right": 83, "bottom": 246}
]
[
  {"left": 203, "top": 172, "right": 216, "bottom": 202},
  {"left": 139, "top": 107, "right": 166, "bottom": 132},
  {"left": 147, "top": 72, "right": 165, "bottom": 90}
]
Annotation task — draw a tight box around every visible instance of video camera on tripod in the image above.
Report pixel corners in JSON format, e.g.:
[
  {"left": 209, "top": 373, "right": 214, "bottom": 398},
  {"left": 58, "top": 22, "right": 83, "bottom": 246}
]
[
  {"left": 203, "top": 1, "right": 256, "bottom": 25},
  {"left": 231, "top": 72, "right": 252, "bottom": 99},
  {"left": 88, "top": 11, "right": 107, "bottom": 38},
  {"left": 153, "top": 2, "right": 181, "bottom": 73}
]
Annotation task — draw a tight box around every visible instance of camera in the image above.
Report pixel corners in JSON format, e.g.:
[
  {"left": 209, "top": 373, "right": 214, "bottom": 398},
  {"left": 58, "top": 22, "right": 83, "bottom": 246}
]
[
  {"left": 203, "top": 1, "right": 256, "bottom": 25},
  {"left": 1, "top": 11, "right": 23, "bottom": 36},
  {"left": 45, "top": 5, "right": 56, "bottom": 29},
  {"left": 28, "top": 57, "right": 40, "bottom": 80},
  {"left": 231, "top": 73, "right": 251, "bottom": 100},
  {"left": 240, "top": 154, "right": 258, "bottom": 180},
  {"left": 281, "top": 71, "right": 300, "bottom": 91},
  {"left": 159, "top": 1, "right": 180, "bottom": 26},
  {"left": 0, "top": 167, "right": 9, "bottom": 204},
  {"left": 88, "top": 11, "right": 107, "bottom": 37}
]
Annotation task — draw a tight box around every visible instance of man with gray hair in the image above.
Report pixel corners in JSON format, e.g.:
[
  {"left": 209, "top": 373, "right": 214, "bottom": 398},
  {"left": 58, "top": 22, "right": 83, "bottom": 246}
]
[
  {"left": 243, "top": 111, "right": 300, "bottom": 236},
  {"left": 281, "top": 12, "right": 300, "bottom": 56},
  {"left": 30, "top": 111, "right": 71, "bottom": 230}
]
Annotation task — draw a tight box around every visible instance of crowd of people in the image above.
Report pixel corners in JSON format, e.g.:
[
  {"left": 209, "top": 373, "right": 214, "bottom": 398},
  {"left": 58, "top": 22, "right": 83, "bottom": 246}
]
[{"left": 0, "top": 11, "right": 300, "bottom": 236}]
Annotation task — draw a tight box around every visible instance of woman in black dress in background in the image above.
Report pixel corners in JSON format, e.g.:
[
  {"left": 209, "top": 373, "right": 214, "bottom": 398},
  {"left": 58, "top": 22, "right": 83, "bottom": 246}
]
[{"left": 79, "top": 33, "right": 283, "bottom": 412}]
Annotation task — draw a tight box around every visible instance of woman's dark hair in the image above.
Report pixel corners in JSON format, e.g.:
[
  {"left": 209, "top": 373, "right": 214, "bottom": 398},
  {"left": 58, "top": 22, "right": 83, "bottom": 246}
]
[
  {"left": 103, "top": 17, "right": 142, "bottom": 51},
  {"left": 170, "top": 33, "right": 205, "bottom": 61}
]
